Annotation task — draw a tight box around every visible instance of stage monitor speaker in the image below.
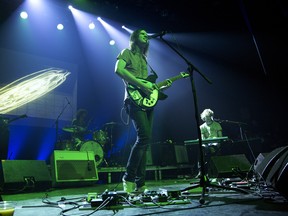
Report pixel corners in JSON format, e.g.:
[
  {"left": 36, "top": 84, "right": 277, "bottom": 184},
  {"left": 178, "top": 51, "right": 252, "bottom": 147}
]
[
  {"left": 254, "top": 146, "right": 288, "bottom": 180},
  {"left": 253, "top": 153, "right": 269, "bottom": 171},
  {"left": 267, "top": 150, "right": 288, "bottom": 196},
  {"left": 50, "top": 150, "right": 98, "bottom": 187},
  {"left": 209, "top": 154, "right": 251, "bottom": 178},
  {"left": 0, "top": 160, "right": 52, "bottom": 192}
]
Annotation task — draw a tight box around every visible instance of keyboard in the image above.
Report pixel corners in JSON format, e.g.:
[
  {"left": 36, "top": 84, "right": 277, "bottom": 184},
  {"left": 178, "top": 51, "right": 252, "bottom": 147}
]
[{"left": 184, "top": 136, "right": 229, "bottom": 145}]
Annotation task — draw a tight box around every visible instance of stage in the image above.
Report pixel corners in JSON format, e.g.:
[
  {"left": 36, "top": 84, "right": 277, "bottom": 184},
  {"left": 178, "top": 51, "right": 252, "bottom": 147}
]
[{"left": 1, "top": 178, "right": 288, "bottom": 216}]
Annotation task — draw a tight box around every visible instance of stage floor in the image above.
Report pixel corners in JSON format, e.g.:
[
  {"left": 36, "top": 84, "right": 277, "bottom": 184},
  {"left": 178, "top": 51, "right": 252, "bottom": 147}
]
[{"left": 1, "top": 178, "right": 288, "bottom": 216}]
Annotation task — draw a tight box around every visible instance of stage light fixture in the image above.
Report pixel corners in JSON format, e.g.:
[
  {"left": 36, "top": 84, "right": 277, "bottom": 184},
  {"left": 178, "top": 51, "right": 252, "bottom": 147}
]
[
  {"left": 89, "top": 22, "right": 95, "bottom": 30},
  {"left": 68, "top": 5, "right": 73, "bottom": 10},
  {"left": 57, "top": 24, "right": 64, "bottom": 30},
  {"left": 109, "top": 40, "right": 115, "bottom": 46},
  {"left": 20, "top": 11, "right": 28, "bottom": 19}
]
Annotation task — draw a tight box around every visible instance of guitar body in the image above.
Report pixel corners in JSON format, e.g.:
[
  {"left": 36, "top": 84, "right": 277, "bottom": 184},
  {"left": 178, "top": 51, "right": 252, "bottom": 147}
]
[
  {"left": 127, "top": 72, "right": 189, "bottom": 109},
  {"left": 127, "top": 80, "right": 167, "bottom": 109}
]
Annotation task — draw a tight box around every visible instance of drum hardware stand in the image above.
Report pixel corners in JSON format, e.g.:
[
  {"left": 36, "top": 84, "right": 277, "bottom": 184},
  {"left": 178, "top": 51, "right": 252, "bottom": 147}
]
[
  {"left": 104, "top": 122, "right": 118, "bottom": 166},
  {"left": 159, "top": 35, "right": 249, "bottom": 204},
  {"left": 102, "top": 158, "right": 109, "bottom": 166},
  {"left": 105, "top": 122, "right": 116, "bottom": 148}
]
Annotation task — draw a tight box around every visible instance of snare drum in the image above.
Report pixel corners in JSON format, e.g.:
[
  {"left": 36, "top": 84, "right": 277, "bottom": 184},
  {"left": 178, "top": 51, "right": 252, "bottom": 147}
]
[
  {"left": 93, "top": 130, "right": 108, "bottom": 145},
  {"left": 80, "top": 140, "right": 104, "bottom": 167}
]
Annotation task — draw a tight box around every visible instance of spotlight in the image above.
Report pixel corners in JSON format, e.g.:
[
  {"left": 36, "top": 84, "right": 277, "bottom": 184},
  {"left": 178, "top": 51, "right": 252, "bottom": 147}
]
[
  {"left": 68, "top": 5, "right": 73, "bottom": 10},
  {"left": 89, "top": 22, "right": 95, "bottom": 30},
  {"left": 20, "top": 11, "right": 28, "bottom": 19},
  {"left": 57, "top": 24, "right": 64, "bottom": 30},
  {"left": 109, "top": 40, "right": 115, "bottom": 46}
]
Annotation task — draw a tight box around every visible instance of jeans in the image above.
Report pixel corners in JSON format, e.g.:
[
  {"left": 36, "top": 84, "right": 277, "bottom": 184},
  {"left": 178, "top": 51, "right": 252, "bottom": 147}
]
[{"left": 123, "top": 100, "right": 154, "bottom": 188}]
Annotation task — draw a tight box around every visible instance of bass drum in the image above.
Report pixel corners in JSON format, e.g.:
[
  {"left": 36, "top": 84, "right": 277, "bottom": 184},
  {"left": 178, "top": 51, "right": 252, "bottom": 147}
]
[{"left": 80, "top": 140, "right": 104, "bottom": 167}]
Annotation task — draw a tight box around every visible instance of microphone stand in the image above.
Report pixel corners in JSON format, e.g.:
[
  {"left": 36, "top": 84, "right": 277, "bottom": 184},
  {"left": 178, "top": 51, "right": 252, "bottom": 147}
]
[
  {"left": 216, "top": 119, "right": 247, "bottom": 140},
  {"left": 159, "top": 35, "right": 250, "bottom": 204},
  {"left": 217, "top": 119, "right": 256, "bottom": 162},
  {"left": 54, "top": 100, "right": 70, "bottom": 146}
]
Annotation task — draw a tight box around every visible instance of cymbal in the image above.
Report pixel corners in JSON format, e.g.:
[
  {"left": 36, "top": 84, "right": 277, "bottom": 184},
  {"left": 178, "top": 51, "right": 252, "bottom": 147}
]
[
  {"left": 62, "top": 126, "right": 78, "bottom": 133},
  {"left": 104, "top": 122, "right": 118, "bottom": 126},
  {"left": 62, "top": 126, "right": 86, "bottom": 133}
]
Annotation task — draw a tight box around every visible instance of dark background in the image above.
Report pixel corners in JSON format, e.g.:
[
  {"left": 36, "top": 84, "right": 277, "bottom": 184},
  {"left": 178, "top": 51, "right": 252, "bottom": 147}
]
[{"left": 0, "top": 0, "right": 287, "bottom": 164}]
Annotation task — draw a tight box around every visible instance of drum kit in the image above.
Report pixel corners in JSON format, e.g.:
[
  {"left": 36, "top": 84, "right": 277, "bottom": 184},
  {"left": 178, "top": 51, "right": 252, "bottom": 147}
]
[{"left": 60, "top": 122, "right": 118, "bottom": 167}]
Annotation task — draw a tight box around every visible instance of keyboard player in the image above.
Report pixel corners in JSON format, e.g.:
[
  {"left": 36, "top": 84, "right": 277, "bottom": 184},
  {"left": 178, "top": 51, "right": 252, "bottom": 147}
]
[{"left": 196, "top": 108, "right": 223, "bottom": 177}]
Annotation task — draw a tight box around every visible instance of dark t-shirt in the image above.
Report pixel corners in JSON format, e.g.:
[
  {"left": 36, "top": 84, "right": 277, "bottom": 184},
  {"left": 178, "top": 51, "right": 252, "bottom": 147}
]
[{"left": 117, "top": 48, "right": 148, "bottom": 101}]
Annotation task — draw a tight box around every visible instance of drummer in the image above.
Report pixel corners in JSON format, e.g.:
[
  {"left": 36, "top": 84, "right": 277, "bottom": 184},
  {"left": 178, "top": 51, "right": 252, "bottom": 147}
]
[{"left": 71, "top": 109, "right": 89, "bottom": 149}]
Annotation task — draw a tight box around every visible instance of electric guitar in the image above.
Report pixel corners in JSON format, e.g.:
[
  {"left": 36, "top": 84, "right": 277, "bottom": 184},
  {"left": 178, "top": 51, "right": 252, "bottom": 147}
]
[{"left": 127, "top": 72, "right": 190, "bottom": 109}]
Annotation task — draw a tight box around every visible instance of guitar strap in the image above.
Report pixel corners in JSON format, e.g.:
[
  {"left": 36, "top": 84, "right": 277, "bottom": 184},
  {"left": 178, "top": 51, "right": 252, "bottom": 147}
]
[
  {"left": 148, "top": 63, "right": 158, "bottom": 79},
  {"left": 143, "top": 54, "right": 158, "bottom": 79}
]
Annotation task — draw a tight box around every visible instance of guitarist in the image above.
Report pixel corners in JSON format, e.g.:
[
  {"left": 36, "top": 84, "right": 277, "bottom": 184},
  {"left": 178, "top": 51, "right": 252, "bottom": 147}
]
[{"left": 115, "top": 29, "right": 171, "bottom": 193}]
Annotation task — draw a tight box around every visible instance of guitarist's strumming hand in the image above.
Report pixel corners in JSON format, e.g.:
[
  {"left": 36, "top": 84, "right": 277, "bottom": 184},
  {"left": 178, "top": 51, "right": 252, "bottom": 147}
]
[{"left": 139, "top": 82, "right": 159, "bottom": 99}]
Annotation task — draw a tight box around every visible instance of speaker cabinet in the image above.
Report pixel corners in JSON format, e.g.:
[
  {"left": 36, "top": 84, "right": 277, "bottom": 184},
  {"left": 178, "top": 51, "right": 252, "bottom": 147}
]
[
  {"left": 254, "top": 153, "right": 268, "bottom": 171},
  {"left": 209, "top": 154, "right": 251, "bottom": 178},
  {"left": 255, "top": 146, "right": 288, "bottom": 180},
  {"left": 0, "top": 160, "right": 52, "bottom": 192},
  {"left": 255, "top": 146, "right": 288, "bottom": 197},
  {"left": 50, "top": 150, "right": 98, "bottom": 187},
  {"left": 174, "top": 145, "right": 189, "bottom": 164},
  {"left": 150, "top": 143, "right": 176, "bottom": 166}
]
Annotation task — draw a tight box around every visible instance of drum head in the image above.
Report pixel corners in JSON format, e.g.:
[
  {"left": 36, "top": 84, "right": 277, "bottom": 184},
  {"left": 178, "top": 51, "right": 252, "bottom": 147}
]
[{"left": 80, "top": 140, "right": 104, "bottom": 167}]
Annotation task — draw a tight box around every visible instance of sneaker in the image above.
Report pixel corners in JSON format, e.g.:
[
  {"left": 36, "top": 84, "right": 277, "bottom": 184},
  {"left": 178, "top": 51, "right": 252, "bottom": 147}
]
[
  {"left": 195, "top": 171, "right": 201, "bottom": 178},
  {"left": 135, "top": 185, "right": 149, "bottom": 193},
  {"left": 122, "top": 178, "right": 135, "bottom": 193}
]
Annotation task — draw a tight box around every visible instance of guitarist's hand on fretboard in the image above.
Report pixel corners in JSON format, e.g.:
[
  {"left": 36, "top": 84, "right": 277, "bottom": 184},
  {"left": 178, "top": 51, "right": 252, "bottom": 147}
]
[
  {"left": 159, "top": 79, "right": 172, "bottom": 90},
  {"left": 127, "top": 72, "right": 189, "bottom": 109}
]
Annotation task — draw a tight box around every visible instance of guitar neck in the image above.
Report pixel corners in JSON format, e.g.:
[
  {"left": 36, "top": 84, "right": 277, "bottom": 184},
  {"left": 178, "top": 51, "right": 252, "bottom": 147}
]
[{"left": 156, "top": 73, "right": 186, "bottom": 89}]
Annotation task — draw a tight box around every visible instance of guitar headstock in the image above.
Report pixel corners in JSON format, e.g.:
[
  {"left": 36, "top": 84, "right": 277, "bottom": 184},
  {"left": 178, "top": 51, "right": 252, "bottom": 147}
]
[{"left": 180, "top": 72, "right": 190, "bottom": 78}]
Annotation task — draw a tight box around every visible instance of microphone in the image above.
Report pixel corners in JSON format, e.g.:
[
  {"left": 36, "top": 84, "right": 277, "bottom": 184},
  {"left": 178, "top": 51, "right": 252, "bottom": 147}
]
[
  {"left": 148, "top": 31, "right": 167, "bottom": 39},
  {"left": 214, "top": 118, "right": 224, "bottom": 123}
]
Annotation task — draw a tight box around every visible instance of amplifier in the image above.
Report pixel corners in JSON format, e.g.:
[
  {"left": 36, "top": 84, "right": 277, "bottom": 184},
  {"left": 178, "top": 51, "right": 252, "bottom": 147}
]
[
  {"left": 50, "top": 150, "right": 98, "bottom": 187},
  {"left": 0, "top": 160, "right": 52, "bottom": 192}
]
